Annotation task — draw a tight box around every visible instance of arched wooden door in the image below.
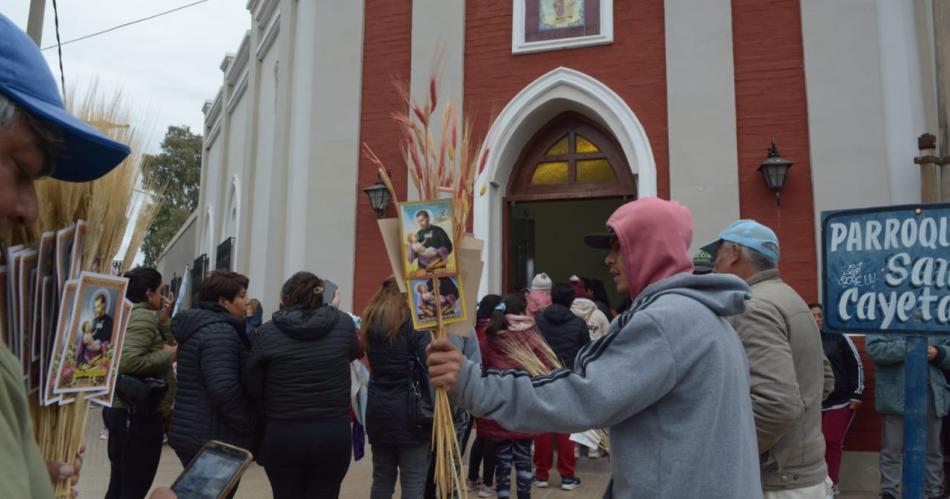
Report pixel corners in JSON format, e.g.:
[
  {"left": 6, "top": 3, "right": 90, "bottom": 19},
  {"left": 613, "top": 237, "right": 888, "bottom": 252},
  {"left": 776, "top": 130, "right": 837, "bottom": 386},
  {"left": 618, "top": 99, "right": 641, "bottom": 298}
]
[{"left": 504, "top": 112, "right": 636, "bottom": 292}]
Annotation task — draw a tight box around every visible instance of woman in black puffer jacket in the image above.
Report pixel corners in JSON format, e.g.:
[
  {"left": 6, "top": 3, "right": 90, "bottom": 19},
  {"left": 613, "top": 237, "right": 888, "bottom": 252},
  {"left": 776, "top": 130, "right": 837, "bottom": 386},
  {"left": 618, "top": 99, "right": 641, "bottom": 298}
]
[
  {"left": 169, "top": 271, "right": 256, "bottom": 473},
  {"left": 245, "top": 272, "right": 361, "bottom": 499},
  {"left": 363, "top": 278, "right": 432, "bottom": 499}
]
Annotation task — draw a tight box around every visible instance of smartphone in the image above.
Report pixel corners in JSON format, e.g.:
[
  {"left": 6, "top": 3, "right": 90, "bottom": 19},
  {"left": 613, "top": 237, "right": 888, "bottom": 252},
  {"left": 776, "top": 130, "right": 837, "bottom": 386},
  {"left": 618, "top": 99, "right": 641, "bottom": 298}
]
[
  {"left": 170, "top": 441, "right": 252, "bottom": 499},
  {"left": 323, "top": 279, "right": 338, "bottom": 306}
]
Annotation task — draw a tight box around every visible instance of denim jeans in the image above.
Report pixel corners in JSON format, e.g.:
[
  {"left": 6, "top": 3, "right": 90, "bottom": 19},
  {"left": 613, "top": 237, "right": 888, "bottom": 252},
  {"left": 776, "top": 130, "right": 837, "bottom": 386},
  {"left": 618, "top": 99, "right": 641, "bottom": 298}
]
[{"left": 370, "top": 443, "right": 431, "bottom": 499}]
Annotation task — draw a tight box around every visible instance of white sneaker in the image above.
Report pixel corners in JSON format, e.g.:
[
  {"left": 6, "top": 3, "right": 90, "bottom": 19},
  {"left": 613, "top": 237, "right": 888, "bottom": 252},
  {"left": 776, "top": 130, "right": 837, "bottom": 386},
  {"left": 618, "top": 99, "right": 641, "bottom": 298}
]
[{"left": 98, "top": 429, "right": 108, "bottom": 440}]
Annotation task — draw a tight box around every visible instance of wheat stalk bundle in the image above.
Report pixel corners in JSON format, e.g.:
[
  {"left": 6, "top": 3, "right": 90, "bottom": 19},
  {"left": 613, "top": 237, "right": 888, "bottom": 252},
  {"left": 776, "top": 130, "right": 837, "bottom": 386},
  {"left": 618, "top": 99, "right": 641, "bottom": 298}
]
[
  {"left": 362, "top": 63, "right": 490, "bottom": 498},
  {"left": 5, "top": 84, "right": 159, "bottom": 498}
]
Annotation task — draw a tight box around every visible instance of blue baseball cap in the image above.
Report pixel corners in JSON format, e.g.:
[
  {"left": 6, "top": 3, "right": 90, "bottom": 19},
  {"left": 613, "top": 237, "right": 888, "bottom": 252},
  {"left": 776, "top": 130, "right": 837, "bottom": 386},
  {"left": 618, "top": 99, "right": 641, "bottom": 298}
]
[
  {"left": 708, "top": 220, "right": 780, "bottom": 263},
  {"left": 0, "top": 14, "right": 129, "bottom": 182}
]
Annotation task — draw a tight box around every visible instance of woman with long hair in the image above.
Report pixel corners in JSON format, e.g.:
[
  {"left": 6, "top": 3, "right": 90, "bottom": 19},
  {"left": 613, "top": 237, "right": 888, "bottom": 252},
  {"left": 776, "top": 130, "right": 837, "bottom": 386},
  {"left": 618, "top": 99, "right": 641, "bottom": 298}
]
[
  {"left": 363, "top": 277, "right": 432, "bottom": 499},
  {"left": 479, "top": 293, "right": 561, "bottom": 499},
  {"left": 105, "top": 267, "right": 176, "bottom": 499},
  {"left": 245, "top": 272, "right": 361, "bottom": 498}
]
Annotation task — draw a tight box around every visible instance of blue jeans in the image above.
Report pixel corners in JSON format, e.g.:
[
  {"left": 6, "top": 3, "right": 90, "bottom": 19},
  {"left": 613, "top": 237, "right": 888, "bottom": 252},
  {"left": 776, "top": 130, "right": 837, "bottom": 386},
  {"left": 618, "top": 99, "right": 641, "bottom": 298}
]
[
  {"left": 495, "top": 439, "right": 532, "bottom": 499},
  {"left": 370, "top": 444, "right": 431, "bottom": 499}
]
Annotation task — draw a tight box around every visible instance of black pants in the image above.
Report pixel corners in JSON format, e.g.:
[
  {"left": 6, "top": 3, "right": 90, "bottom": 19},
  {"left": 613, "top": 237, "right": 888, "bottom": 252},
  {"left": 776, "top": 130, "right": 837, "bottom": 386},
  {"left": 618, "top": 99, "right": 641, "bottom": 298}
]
[
  {"left": 104, "top": 407, "right": 164, "bottom": 499},
  {"left": 468, "top": 436, "right": 497, "bottom": 486},
  {"left": 259, "top": 416, "right": 352, "bottom": 499}
]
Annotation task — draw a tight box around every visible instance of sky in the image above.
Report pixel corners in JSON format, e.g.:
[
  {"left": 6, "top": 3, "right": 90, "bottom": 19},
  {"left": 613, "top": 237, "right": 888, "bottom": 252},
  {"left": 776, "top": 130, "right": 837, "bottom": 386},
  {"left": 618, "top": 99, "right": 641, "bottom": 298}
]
[{"left": 1, "top": 0, "right": 251, "bottom": 153}]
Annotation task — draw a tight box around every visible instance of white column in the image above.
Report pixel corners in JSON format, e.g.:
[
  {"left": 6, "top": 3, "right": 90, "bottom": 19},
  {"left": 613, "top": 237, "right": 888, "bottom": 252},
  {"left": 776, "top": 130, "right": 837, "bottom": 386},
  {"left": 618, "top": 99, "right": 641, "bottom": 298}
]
[
  {"left": 664, "top": 0, "right": 740, "bottom": 250},
  {"left": 282, "top": 0, "right": 365, "bottom": 310},
  {"left": 408, "top": 0, "right": 466, "bottom": 201}
]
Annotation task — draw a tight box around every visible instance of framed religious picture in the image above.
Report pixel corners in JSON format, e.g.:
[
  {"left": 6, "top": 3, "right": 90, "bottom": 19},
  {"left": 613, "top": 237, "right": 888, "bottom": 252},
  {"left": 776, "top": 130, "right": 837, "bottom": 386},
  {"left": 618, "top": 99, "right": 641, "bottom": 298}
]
[
  {"left": 513, "top": 0, "right": 613, "bottom": 54},
  {"left": 45, "top": 280, "right": 78, "bottom": 405},
  {"left": 399, "top": 200, "right": 458, "bottom": 280},
  {"left": 90, "top": 299, "right": 132, "bottom": 407},
  {"left": 56, "top": 223, "right": 76, "bottom": 295},
  {"left": 53, "top": 272, "right": 128, "bottom": 394},
  {"left": 407, "top": 275, "right": 467, "bottom": 330}
]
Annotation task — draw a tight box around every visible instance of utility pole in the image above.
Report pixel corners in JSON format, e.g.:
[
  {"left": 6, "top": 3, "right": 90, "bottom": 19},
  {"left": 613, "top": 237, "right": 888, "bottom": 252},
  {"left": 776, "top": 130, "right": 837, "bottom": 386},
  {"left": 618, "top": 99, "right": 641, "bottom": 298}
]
[{"left": 26, "top": 0, "right": 46, "bottom": 46}]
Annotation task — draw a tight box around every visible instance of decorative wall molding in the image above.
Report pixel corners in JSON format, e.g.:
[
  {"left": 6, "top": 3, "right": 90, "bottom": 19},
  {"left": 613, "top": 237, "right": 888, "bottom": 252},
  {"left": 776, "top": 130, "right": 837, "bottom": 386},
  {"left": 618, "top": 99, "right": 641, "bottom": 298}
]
[
  {"left": 473, "top": 66, "right": 656, "bottom": 296},
  {"left": 226, "top": 71, "right": 250, "bottom": 114},
  {"left": 255, "top": 0, "right": 279, "bottom": 29},
  {"left": 256, "top": 12, "right": 280, "bottom": 60},
  {"left": 226, "top": 32, "right": 252, "bottom": 86},
  {"left": 204, "top": 89, "right": 224, "bottom": 131}
]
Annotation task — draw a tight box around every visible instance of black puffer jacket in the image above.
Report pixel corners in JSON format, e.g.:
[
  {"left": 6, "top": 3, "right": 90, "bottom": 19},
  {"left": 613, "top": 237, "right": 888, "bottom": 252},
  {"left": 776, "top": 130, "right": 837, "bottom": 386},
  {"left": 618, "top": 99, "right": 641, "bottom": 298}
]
[
  {"left": 364, "top": 319, "right": 431, "bottom": 447},
  {"left": 245, "top": 305, "right": 360, "bottom": 420},
  {"left": 168, "top": 303, "right": 256, "bottom": 459},
  {"left": 535, "top": 303, "right": 590, "bottom": 370}
]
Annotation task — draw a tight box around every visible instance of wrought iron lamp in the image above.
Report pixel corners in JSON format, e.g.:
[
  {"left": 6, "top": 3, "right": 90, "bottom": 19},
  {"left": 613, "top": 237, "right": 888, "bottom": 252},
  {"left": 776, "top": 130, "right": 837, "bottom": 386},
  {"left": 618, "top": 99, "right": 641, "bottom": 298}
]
[
  {"left": 758, "top": 138, "right": 793, "bottom": 205},
  {"left": 363, "top": 175, "right": 392, "bottom": 218}
]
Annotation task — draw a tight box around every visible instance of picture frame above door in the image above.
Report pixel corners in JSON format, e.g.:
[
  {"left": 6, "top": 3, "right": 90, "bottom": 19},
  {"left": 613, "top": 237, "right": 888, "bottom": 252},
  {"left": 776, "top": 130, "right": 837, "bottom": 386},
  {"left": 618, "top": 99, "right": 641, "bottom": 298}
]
[{"left": 513, "top": 0, "right": 614, "bottom": 54}]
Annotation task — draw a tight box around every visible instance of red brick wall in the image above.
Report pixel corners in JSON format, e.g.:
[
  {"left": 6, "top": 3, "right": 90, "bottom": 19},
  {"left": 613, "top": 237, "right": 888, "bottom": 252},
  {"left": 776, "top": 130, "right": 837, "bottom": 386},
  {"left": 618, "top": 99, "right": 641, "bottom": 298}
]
[
  {"left": 353, "top": 0, "right": 413, "bottom": 311},
  {"left": 844, "top": 336, "right": 881, "bottom": 452},
  {"left": 731, "top": 0, "right": 818, "bottom": 303},
  {"left": 464, "top": 0, "right": 670, "bottom": 200}
]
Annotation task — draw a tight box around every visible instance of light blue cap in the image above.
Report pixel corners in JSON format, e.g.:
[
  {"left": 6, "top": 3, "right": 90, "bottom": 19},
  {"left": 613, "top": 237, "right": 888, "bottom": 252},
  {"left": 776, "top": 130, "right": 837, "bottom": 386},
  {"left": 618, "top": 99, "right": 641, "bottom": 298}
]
[{"left": 717, "top": 220, "right": 780, "bottom": 263}]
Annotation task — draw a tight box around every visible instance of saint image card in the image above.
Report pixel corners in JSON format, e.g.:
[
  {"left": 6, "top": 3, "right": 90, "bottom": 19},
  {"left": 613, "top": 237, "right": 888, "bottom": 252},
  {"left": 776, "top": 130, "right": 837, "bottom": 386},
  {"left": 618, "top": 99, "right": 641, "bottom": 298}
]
[
  {"left": 45, "top": 280, "right": 77, "bottom": 406},
  {"left": 0, "top": 266, "right": 7, "bottom": 348},
  {"left": 53, "top": 272, "right": 128, "bottom": 394},
  {"left": 6, "top": 245, "right": 24, "bottom": 359},
  {"left": 90, "top": 299, "right": 132, "bottom": 408},
  {"left": 33, "top": 277, "right": 53, "bottom": 396},
  {"left": 69, "top": 220, "right": 88, "bottom": 280},
  {"left": 399, "top": 200, "right": 457, "bottom": 280},
  {"left": 32, "top": 232, "right": 55, "bottom": 351},
  {"left": 55, "top": 224, "right": 76, "bottom": 296},
  {"left": 18, "top": 248, "right": 38, "bottom": 380},
  {"left": 407, "top": 275, "right": 467, "bottom": 330}
]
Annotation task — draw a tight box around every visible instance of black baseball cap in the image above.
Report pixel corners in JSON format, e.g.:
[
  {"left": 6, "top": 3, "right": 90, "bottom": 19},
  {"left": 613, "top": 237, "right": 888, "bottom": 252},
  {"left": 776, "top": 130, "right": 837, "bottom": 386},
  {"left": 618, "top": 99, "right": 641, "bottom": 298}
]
[{"left": 583, "top": 227, "right": 616, "bottom": 249}]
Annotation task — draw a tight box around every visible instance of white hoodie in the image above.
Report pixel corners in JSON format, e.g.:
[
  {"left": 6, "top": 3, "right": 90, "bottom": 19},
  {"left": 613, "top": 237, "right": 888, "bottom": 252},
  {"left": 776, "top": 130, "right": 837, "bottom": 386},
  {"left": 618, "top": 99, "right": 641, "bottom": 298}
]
[{"left": 571, "top": 298, "right": 611, "bottom": 341}]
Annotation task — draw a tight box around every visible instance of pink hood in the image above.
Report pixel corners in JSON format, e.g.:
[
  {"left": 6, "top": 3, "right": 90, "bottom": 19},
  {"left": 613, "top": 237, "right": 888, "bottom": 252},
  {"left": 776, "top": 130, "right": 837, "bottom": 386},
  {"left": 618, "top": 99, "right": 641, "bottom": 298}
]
[{"left": 607, "top": 198, "right": 694, "bottom": 299}]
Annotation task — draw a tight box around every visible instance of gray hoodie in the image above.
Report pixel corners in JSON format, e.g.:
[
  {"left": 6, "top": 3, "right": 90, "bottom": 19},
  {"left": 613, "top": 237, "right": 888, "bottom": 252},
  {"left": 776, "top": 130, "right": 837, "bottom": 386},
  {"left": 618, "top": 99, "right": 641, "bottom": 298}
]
[{"left": 450, "top": 273, "right": 763, "bottom": 498}]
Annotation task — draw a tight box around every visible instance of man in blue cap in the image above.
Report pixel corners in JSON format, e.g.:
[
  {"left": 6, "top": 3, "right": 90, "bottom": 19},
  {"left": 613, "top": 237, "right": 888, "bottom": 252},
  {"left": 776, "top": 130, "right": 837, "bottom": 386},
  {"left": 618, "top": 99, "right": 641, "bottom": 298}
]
[
  {"left": 0, "top": 13, "right": 131, "bottom": 499},
  {"left": 706, "top": 220, "right": 833, "bottom": 499}
]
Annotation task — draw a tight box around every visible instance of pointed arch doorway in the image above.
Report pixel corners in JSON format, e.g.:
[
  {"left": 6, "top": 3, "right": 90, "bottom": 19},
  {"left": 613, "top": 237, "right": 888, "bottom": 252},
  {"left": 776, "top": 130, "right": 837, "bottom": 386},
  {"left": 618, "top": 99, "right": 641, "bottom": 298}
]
[{"left": 504, "top": 112, "right": 635, "bottom": 307}]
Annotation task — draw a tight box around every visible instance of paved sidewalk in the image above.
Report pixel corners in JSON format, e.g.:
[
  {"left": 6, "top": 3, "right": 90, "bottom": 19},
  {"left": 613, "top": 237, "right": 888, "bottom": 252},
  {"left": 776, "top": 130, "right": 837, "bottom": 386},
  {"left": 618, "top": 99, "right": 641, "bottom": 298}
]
[
  {"left": 74, "top": 407, "right": 882, "bottom": 498},
  {"left": 76, "top": 408, "right": 612, "bottom": 498}
]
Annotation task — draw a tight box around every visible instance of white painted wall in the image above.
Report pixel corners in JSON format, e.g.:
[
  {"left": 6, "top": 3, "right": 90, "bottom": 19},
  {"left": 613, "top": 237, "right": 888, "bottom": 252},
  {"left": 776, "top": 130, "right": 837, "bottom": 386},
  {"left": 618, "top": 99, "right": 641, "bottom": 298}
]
[
  {"left": 877, "top": 0, "right": 929, "bottom": 205},
  {"left": 801, "top": 0, "right": 935, "bottom": 297},
  {"left": 246, "top": 47, "right": 280, "bottom": 308},
  {"left": 665, "top": 0, "right": 740, "bottom": 251},
  {"left": 280, "top": 0, "right": 365, "bottom": 311}
]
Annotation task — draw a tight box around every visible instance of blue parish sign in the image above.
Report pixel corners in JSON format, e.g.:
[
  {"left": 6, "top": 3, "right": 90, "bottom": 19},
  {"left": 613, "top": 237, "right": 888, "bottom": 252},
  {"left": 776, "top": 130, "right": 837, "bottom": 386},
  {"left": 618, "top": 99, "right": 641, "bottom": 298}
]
[{"left": 821, "top": 203, "right": 950, "bottom": 334}]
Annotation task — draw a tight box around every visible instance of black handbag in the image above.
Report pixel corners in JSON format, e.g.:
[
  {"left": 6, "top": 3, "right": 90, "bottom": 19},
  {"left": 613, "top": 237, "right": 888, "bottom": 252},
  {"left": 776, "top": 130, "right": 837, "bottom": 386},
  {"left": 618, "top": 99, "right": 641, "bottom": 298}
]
[
  {"left": 407, "top": 334, "right": 434, "bottom": 428},
  {"left": 116, "top": 374, "right": 168, "bottom": 415}
]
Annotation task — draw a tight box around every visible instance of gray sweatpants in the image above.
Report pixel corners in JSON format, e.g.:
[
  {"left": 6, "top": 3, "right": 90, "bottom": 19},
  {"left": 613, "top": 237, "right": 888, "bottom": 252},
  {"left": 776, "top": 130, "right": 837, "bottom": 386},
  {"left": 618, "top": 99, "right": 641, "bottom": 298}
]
[{"left": 880, "top": 398, "right": 944, "bottom": 497}]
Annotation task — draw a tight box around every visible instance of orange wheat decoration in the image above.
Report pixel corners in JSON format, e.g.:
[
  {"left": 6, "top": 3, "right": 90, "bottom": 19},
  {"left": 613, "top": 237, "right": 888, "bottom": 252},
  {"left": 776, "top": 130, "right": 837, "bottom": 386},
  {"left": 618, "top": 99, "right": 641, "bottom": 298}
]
[{"left": 363, "top": 66, "right": 489, "bottom": 499}]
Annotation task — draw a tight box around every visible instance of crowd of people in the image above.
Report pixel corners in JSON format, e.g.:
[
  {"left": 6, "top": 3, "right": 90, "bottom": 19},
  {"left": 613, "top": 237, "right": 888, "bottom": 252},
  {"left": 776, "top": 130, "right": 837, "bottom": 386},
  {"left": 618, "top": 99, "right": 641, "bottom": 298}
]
[{"left": 4, "top": 10, "right": 950, "bottom": 499}]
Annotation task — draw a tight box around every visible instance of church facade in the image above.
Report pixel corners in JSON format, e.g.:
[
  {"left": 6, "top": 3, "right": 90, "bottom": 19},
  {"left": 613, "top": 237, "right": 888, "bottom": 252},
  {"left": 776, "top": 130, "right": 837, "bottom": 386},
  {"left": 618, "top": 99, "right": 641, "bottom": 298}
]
[{"left": 159, "top": 2, "right": 940, "bottom": 456}]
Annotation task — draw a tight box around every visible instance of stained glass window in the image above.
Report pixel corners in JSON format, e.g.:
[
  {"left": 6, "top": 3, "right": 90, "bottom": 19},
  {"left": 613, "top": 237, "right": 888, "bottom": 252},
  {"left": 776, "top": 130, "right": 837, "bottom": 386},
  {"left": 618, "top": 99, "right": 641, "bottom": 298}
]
[
  {"left": 529, "top": 130, "right": 615, "bottom": 185},
  {"left": 531, "top": 161, "right": 570, "bottom": 184}
]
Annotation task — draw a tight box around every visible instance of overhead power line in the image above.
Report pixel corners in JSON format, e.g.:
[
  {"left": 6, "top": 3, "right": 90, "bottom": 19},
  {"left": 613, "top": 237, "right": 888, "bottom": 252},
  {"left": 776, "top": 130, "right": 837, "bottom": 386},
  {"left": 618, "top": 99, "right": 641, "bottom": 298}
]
[{"left": 41, "top": 0, "right": 209, "bottom": 51}]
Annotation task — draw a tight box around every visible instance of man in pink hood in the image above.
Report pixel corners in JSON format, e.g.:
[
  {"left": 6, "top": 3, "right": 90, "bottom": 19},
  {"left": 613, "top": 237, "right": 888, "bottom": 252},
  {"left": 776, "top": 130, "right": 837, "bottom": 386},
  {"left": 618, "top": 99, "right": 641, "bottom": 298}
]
[{"left": 428, "top": 198, "right": 762, "bottom": 498}]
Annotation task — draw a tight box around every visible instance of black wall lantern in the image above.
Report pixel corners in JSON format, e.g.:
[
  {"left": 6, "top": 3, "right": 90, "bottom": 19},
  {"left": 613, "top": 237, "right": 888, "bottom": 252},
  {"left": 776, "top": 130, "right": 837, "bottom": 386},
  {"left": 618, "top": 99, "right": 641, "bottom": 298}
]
[
  {"left": 362, "top": 174, "right": 392, "bottom": 218},
  {"left": 758, "top": 138, "right": 793, "bottom": 205}
]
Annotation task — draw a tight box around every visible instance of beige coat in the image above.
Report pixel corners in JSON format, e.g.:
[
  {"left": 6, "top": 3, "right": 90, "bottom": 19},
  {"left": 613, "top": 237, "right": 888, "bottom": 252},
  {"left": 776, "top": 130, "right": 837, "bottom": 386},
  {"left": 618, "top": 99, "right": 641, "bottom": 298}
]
[{"left": 728, "top": 269, "right": 828, "bottom": 491}]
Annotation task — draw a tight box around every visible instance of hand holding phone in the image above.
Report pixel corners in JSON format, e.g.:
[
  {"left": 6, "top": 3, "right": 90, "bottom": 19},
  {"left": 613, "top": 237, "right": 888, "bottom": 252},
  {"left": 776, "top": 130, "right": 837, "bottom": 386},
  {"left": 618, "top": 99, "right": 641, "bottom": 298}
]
[{"left": 171, "top": 441, "right": 252, "bottom": 499}]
